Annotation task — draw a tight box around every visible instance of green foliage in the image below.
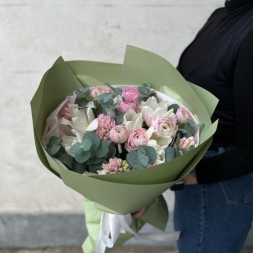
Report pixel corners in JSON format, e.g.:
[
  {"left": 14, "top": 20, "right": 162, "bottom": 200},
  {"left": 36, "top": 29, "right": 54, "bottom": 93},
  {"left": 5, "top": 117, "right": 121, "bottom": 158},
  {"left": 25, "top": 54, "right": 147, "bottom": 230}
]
[
  {"left": 104, "top": 83, "right": 122, "bottom": 96},
  {"left": 165, "top": 147, "right": 176, "bottom": 162},
  {"left": 80, "top": 87, "right": 90, "bottom": 93},
  {"left": 168, "top": 104, "right": 180, "bottom": 113},
  {"left": 46, "top": 136, "right": 62, "bottom": 155},
  {"left": 115, "top": 113, "right": 124, "bottom": 125},
  {"left": 126, "top": 145, "right": 157, "bottom": 169},
  {"left": 143, "top": 82, "right": 152, "bottom": 88}
]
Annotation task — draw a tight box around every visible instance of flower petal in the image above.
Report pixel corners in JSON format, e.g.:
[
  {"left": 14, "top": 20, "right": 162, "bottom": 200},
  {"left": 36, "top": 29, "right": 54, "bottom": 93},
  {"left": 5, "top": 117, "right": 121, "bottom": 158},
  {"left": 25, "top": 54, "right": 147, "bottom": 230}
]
[
  {"left": 59, "top": 117, "right": 74, "bottom": 128},
  {"left": 86, "top": 118, "right": 98, "bottom": 131}
]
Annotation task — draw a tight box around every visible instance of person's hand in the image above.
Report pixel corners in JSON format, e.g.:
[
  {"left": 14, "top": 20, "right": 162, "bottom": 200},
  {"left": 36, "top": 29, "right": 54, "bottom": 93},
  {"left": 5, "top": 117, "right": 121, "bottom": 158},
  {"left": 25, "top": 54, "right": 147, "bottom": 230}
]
[
  {"left": 182, "top": 173, "right": 197, "bottom": 185},
  {"left": 131, "top": 207, "right": 146, "bottom": 219}
]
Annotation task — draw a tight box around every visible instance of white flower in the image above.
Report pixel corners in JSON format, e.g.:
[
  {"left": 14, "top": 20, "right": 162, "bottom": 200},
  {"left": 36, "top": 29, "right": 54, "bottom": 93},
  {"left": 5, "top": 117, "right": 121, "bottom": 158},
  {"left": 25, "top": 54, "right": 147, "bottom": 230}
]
[
  {"left": 59, "top": 105, "right": 98, "bottom": 142},
  {"left": 61, "top": 136, "right": 79, "bottom": 157},
  {"left": 122, "top": 109, "right": 143, "bottom": 131},
  {"left": 142, "top": 97, "right": 174, "bottom": 126},
  {"left": 155, "top": 150, "right": 166, "bottom": 165}
]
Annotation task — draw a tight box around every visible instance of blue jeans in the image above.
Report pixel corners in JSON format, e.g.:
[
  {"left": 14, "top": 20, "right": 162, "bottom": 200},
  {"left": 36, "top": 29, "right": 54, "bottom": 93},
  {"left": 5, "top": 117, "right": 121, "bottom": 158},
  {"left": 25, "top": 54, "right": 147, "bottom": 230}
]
[{"left": 173, "top": 148, "right": 253, "bottom": 253}]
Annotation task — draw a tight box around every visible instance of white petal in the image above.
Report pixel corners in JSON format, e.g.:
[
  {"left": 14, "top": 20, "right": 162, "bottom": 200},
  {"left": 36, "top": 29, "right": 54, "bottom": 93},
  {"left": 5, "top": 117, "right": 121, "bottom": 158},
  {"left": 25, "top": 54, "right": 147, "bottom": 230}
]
[
  {"left": 97, "top": 170, "right": 106, "bottom": 175},
  {"left": 133, "top": 116, "right": 143, "bottom": 130},
  {"left": 61, "top": 136, "right": 77, "bottom": 147},
  {"left": 72, "top": 117, "right": 87, "bottom": 133},
  {"left": 143, "top": 97, "right": 157, "bottom": 109},
  {"left": 86, "top": 101, "right": 95, "bottom": 108},
  {"left": 141, "top": 106, "right": 154, "bottom": 117},
  {"left": 157, "top": 136, "right": 172, "bottom": 150},
  {"left": 125, "top": 121, "right": 135, "bottom": 131},
  {"left": 157, "top": 100, "right": 168, "bottom": 109},
  {"left": 164, "top": 109, "right": 175, "bottom": 117},
  {"left": 71, "top": 129, "right": 84, "bottom": 143},
  {"left": 86, "top": 118, "right": 98, "bottom": 131},
  {"left": 146, "top": 126, "right": 155, "bottom": 140},
  {"left": 87, "top": 107, "right": 95, "bottom": 122},
  {"left": 147, "top": 139, "right": 158, "bottom": 150},
  {"left": 154, "top": 107, "right": 167, "bottom": 118},
  {"left": 59, "top": 117, "right": 74, "bottom": 128},
  {"left": 114, "top": 95, "right": 123, "bottom": 104}
]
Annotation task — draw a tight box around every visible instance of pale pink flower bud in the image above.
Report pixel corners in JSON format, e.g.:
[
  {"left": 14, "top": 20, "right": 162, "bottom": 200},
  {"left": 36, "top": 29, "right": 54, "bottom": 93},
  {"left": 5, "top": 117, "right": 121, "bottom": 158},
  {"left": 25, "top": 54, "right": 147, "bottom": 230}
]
[
  {"left": 60, "top": 103, "right": 73, "bottom": 120},
  {"left": 179, "top": 136, "right": 196, "bottom": 150},
  {"left": 117, "top": 101, "right": 137, "bottom": 113},
  {"left": 90, "top": 87, "right": 114, "bottom": 97},
  {"left": 109, "top": 125, "right": 129, "bottom": 144},
  {"left": 122, "top": 87, "right": 140, "bottom": 102},
  {"left": 125, "top": 128, "right": 148, "bottom": 151},
  {"left": 151, "top": 115, "right": 178, "bottom": 138},
  {"left": 176, "top": 108, "right": 193, "bottom": 125},
  {"left": 96, "top": 114, "right": 115, "bottom": 140}
]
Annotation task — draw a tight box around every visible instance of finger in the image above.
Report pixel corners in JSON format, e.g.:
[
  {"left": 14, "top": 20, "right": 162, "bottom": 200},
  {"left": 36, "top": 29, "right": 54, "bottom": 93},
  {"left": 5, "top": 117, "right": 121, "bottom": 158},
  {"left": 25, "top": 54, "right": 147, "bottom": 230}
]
[{"left": 131, "top": 207, "right": 146, "bottom": 219}]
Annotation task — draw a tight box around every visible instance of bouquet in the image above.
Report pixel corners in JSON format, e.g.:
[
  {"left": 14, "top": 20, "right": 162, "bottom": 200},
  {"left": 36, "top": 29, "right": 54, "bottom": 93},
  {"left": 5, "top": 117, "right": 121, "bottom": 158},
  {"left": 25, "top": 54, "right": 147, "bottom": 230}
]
[{"left": 31, "top": 46, "right": 218, "bottom": 253}]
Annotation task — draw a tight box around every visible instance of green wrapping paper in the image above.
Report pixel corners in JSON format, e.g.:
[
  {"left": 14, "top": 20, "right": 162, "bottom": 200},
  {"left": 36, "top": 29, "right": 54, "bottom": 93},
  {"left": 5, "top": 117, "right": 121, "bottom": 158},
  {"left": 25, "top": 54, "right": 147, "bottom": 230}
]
[{"left": 31, "top": 46, "right": 218, "bottom": 252}]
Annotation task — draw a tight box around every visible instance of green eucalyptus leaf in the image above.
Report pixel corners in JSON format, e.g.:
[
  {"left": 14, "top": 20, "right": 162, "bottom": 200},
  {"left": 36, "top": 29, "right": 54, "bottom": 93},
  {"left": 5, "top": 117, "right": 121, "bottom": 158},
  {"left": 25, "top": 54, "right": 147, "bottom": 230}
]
[
  {"left": 75, "top": 151, "right": 91, "bottom": 163},
  {"left": 126, "top": 151, "right": 143, "bottom": 170},
  {"left": 46, "top": 146, "right": 61, "bottom": 156},
  {"left": 186, "top": 123, "right": 194, "bottom": 138},
  {"left": 48, "top": 136, "right": 61, "bottom": 148},
  {"left": 143, "top": 82, "right": 152, "bottom": 88},
  {"left": 95, "top": 142, "right": 109, "bottom": 158},
  {"left": 137, "top": 146, "right": 146, "bottom": 156},
  {"left": 175, "top": 133, "right": 181, "bottom": 147},
  {"left": 81, "top": 139, "right": 92, "bottom": 151},
  {"left": 138, "top": 86, "right": 148, "bottom": 95},
  {"left": 167, "top": 104, "right": 180, "bottom": 114},
  {"left": 83, "top": 95, "right": 94, "bottom": 100},
  {"left": 84, "top": 132, "right": 100, "bottom": 151},
  {"left": 89, "top": 163, "right": 103, "bottom": 173},
  {"left": 178, "top": 127, "right": 187, "bottom": 134},
  {"left": 70, "top": 143, "right": 83, "bottom": 155},
  {"left": 87, "top": 157, "right": 102, "bottom": 165},
  {"left": 58, "top": 153, "right": 73, "bottom": 168},
  {"left": 165, "top": 147, "right": 176, "bottom": 162},
  {"left": 81, "top": 87, "right": 90, "bottom": 93},
  {"left": 148, "top": 93, "right": 157, "bottom": 99},
  {"left": 72, "top": 162, "right": 86, "bottom": 174},
  {"left": 187, "top": 119, "right": 196, "bottom": 128},
  {"left": 106, "top": 145, "right": 116, "bottom": 159},
  {"left": 115, "top": 113, "right": 124, "bottom": 125},
  {"left": 139, "top": 155, "right": 149, "bottom": 167},
  {"left": 138, "top": 145, "right": 157, "bottom": 164}
]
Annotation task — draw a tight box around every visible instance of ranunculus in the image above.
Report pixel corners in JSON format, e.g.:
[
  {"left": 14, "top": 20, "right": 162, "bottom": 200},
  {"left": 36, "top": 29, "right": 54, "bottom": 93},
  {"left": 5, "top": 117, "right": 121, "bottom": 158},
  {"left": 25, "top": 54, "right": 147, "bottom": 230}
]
[
  {"left": 122, "top": 87, "right": 140, "bottom": 102},
  {"left": 90, "top": 86, "right": 114, "bottom": 97},
  {"left": 179, "top": 136, "right": 196, "bottom": 150},
  {"left": 176, "top": 108, "right": 193, "bottom": 125},
  {"left": 125, "top": 128, "right": 148, "bottom": 151},
  {"left": 117, "top": 101, "right": 137, "bottom": 113},
  {"left": 109, "top": 125, "right": 129, "bottom": 144},
  {"left": 151, "top": 115, "right": 178, "bottom": 138}
]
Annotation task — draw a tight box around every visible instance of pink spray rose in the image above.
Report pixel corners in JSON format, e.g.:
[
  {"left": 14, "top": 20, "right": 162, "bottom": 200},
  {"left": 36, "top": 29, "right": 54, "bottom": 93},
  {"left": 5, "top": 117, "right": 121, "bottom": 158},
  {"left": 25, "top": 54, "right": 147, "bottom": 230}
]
[
  {"left": 151, "top": 115, "right": 178, "bottom": 138},
  {"left": 117, "top": 101, "right": 137, "bottom": 113},
  {"left": 179, "top": 136, "right": 196, "bottom": 150},
  {"left": 109, "top": 125, "right": 129, "bottom": 144},
  {"left": 122, "top": 87, "right": 140, "bottom": 102},
  {"left": 176, "top": 108, "right": 193, "bottom": 125},
  {"left": 125, "top": 128, "right": 148, "bottom": 151},
  {"left": 60, "top": 103, "right": 73, "bottom": 120},
  {"left": 90, "top": 86, "right": 114, "bottom": 97}
]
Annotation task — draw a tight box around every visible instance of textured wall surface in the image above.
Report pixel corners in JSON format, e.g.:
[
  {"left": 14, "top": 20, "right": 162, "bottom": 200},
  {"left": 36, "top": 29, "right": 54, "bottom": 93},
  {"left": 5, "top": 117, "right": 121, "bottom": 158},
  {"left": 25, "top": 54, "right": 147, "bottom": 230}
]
[{"left": 3, "top": 0, "right": 251, "bottom": 248}]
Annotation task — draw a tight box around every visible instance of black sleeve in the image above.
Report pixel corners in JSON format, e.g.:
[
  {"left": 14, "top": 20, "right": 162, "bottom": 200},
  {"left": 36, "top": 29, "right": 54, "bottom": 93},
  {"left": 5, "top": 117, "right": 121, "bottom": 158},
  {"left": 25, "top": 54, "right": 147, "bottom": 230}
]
[{"left": 195, "top": 30, "right": 253, "bottom": 184}]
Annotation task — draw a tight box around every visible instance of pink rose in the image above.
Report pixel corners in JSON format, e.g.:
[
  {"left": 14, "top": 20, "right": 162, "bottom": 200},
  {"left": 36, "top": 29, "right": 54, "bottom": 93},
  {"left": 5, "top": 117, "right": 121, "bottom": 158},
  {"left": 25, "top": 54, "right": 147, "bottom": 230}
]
[
  {"left": 151, "top": 115, "right": 178, "bottom": 138},
  {"left": 122, "top": 87, "right": 140, "bottom": 102},
  {"left": 125, "top": 128, "right": 148, "bottom": 151},
  {"left": 109, "top": 125, "right": 129, "bottom": 144},
  {"left": 90, "top": 86, "right": 114, "bottom": 97},
  {"left": 179, "top": 136, "right": 196, "bottom": 150},
  {"left": 117, "top": 101, "right": 137, "bottom": 113},
  {"left": 176, "top": 108, "right": 193, "bottom": 125}
]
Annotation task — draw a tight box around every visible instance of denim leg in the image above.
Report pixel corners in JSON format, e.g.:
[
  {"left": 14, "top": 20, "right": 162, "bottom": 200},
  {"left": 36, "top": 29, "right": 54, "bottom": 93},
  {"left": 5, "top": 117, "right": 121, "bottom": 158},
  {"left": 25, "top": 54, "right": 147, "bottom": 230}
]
[{"left": 174, "top": 173, "right": 253, "bottom": 253}]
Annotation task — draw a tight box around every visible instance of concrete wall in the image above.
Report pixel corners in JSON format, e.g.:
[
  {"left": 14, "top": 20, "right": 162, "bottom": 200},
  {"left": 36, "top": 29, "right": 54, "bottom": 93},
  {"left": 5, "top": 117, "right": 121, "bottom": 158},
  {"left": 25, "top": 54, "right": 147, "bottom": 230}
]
[{"left": 1, "top": 0, "right": 252, "bottom": 248}]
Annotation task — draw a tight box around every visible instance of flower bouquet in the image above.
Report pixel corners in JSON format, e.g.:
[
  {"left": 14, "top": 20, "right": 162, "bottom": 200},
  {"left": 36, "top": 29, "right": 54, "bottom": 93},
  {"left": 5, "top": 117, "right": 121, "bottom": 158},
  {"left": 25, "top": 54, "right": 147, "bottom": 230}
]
[{"left": 31, "top": 46, "right": 218, "bottom": 253}]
